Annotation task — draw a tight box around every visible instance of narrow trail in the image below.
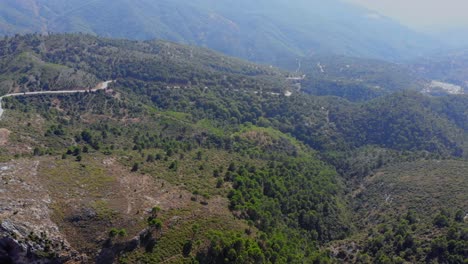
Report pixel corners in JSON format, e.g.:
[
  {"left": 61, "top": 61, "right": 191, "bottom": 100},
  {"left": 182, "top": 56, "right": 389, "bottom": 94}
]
[{"left": 0, "top": 80, "right": 114, "bottom": 120}]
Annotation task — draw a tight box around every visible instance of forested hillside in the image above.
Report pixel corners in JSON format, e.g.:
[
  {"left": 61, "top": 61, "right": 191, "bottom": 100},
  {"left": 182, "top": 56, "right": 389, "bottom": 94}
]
[
  {"left": 0, "top": 34, "right": 287, "bottom": 95},
  {"left": 345, "top": 160, "right": 468, "bottom": 263},
  {"left": 295, "top": 56, "right": 428, "bottom": 101},
  {"left": 0, "top": 34, "right": 466, "bottom": 263}
]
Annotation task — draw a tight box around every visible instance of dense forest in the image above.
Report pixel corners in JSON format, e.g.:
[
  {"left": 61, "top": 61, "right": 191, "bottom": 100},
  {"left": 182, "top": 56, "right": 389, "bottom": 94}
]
[{"left": 0, "top": 34, "right": 466, "bottom": 264}]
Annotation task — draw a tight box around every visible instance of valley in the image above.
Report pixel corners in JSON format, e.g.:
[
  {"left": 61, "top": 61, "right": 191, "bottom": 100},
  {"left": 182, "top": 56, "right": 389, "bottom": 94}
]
[{"left": 0, "top": 2, "right": 467, "bottom": 263}]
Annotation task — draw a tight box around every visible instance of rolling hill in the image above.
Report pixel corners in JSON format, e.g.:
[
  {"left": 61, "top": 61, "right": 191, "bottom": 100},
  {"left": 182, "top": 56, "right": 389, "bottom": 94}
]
[
  {"left": 0, "top": 34, "right": 466, "bottom": 263},
  {"left": 0, "top": 34, "right": 288, "bottom": 96}
]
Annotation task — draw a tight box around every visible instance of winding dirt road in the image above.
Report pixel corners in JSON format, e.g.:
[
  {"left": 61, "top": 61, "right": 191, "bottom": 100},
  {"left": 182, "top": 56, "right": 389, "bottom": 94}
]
[{"left": 0, "top": 80, "right": 114, "bottom": 119}]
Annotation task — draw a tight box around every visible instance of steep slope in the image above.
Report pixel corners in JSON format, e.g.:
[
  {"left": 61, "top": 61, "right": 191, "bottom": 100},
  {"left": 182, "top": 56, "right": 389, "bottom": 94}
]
[
  {"left": 327, "top": 92, "right": 468, "bottom": 157},
  {"left": 0, "top": 34, "right": 349, "bottom": 263},
  {"left": 356, "top": 160, "right": 467, "bottom": 226},
  {"left": 338, "top": 160, "right": 468, "bottom": 264},
  {"left": 0, "top": 0, "right": 44, "bottom": 34},
  {"left": 0, "top": 51, "right": 98, "bottom": 95},
  {"left": 0, "top": 0, "right": 438, "bottom": 64},
  {"left": 0, "top": 35, "right": 466, "bottom": 264}
]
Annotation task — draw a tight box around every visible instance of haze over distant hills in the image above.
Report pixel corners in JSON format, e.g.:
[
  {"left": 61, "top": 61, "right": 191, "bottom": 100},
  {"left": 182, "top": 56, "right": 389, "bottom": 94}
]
[
  {"left": 0, "top": 0, "right": 441, "bottom": 64},
  {"left": 0, "top": 1, "right": 467, "bottom": 263}
]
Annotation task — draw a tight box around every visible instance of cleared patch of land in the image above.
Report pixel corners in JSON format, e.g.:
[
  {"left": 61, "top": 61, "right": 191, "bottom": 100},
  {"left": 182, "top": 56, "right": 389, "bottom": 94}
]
[
  {"left": 423, "top": 80, "right": 465, "bottom": 95},
  {"left": 354, "top": 159, "right": 467, "bottom": 226}
]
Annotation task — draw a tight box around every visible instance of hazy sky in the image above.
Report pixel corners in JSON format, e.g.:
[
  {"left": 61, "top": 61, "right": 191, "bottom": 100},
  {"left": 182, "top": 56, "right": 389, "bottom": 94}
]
[{"left": 346, "top": 0, "right": 468, "bottom": 31}]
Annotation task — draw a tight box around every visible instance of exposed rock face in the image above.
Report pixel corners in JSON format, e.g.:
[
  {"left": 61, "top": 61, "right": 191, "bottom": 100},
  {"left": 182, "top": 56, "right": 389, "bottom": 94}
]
[
  {"left": 0, "top": 160, "right": 85, "bottom": 263},
  {"left": 0, "top": 222, "right": 69, "bottom": 263},
  {"left": 0, "top": 211, "right": 87, "bottom": 264},
  {"left": 0, "top": 154, "right": 233, "bottom": 263},
  {"left": 0, "top": 232, "right": 59, "bottom": 264},
  {"left": 0, "top": 236, "right": 22, "bottom": 264}
]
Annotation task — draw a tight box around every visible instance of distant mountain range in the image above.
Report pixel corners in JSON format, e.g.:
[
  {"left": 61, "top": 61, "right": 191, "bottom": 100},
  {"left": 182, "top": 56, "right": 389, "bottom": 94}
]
[{"left": 0, "top": 0, "right": 441, "bottom": 64}]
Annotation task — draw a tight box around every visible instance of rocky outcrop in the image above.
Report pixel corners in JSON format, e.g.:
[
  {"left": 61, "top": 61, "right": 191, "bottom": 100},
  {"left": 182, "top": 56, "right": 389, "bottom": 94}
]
[{"left": 0, "top": 220, "right": 90, "bottom": 263}]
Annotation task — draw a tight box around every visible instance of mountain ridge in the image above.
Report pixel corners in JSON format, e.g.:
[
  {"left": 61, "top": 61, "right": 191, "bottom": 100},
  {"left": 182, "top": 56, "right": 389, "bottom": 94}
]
[
  {"left": 0, "top": 33, "right": 466, "bottom": 264},
  {"left": 0, "top": 0, "right": 440, "bottom": 64}
]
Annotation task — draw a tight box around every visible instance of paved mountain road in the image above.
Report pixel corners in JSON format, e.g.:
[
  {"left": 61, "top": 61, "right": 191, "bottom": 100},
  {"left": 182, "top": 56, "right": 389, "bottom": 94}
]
[{"left": 0, "top": 80, "right": 114, "bottom": 119}]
